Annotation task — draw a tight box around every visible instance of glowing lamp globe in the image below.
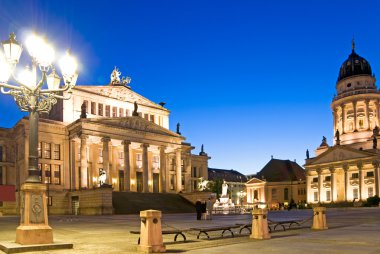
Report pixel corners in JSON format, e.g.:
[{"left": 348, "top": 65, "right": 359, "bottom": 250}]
[{"left": 1, "top": 33, "right": 23, "bottom": 64}]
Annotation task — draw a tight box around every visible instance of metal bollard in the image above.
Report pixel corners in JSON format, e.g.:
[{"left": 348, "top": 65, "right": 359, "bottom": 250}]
[
  {"left": 312, "top": 206, "right": 328, "bottom": 230},
  {"left": 137, "top": 210, "right": 166, "bottom": 253},
  {"left": 250, "top": 208, "right": 271, "bottom": 239}
]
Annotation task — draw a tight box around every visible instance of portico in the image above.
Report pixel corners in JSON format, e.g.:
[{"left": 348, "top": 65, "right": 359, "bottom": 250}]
[{"left": 67, "top": 116, "right": 192, "bottom": 193}]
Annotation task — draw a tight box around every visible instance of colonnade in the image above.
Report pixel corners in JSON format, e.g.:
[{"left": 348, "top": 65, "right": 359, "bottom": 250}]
[{"left": 71, "top": 135, "right": 191, "bottom": 193}]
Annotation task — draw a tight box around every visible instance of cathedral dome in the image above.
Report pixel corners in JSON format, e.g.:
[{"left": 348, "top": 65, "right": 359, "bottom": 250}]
[{"left": 337, "top": 41, "right": 372, "bottom": 82}]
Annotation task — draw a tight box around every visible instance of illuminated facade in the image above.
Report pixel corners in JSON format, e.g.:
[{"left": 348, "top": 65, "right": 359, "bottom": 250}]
[
  {"left": 305, "top": 42, "right": 380, "bottom": 204},
  {"left": 246, "top": 159, "right": 307, "bottom": 209},
  {"left": 0, "top": 69, "right": 209, "bottom": 215}
]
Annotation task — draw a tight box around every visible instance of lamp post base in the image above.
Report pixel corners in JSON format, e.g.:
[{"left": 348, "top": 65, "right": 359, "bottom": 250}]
[
  {"left": 16, "top": 226, "right": 53, "bottom": 245},
  {"left": 15, "top": 183, "right": 53, "bottom": 245}
]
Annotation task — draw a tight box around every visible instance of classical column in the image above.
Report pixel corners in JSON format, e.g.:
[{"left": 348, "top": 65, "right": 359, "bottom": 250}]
[
  {"left": 159, "top": 146, "right": 166, "bottom": 193},
  {"left": 306, "top": 171, "right": 311, "bottom": 203},
  {"left": 185, "top": 157, "right": 192, "bottom": 192},
  {"left": 122, "top": 140, "right": 131, "bottom": 191},
  {"left": 175, "top": 149, "right": 182, "bottom": 192},
  {"left": 373, "top": 161, "right": 380, "bottom": 196},
  {"left": 357, "top": 162, "right": 363, "bottom": 201},
  {"left": 70, "top": 139, "right": 77, "bottom": 190},
  {"left": 366, "top": 99, "right": 371, "bottom": 130},
  {"left": 341, "top": 104, "right": 346, "bottom": 133},
  {"left": 353, "top": 101, "right": 358, "bottom": 131},
  {"left": 343, "top": 164, "right": 349, "bottom": 201},
  {"left": 317, "top": 168, "right": 322, "bottom": 202},
  {"left": 376, "top": 99, "right": 380, "bottom": 127},
  {"left": 329, "top": 166, "right": 336, "bottom": 202},
  {"left": 101, "top": 137, "right": 111, "bottom": 185},
  {"left": 142, "top": 144, "right": 149, "bottom": 193},
  {"left": 79, "top": 134, "right": 88, "bottom": 188}
]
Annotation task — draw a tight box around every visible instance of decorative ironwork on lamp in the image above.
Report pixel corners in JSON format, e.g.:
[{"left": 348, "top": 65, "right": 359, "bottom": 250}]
[{"left": 0, "top": 32, "right": 79, "bottom": 183}]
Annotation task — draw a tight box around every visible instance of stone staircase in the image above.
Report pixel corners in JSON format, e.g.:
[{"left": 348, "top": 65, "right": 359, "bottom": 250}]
[{"left": 112, "top": 192, "right": 195, "bottom": 214}]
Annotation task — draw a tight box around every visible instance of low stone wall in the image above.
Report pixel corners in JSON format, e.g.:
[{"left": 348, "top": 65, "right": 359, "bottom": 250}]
[
  {"left": 180, "top": 191, "right": 214, "bottom": 204},
  {"left": 0, "top": 200, "right": 17, "bottom": 215},
  {"left": 49, "top": 191, "right": 70, "bottom": 215},
  {"left": 70, "top": 187, "right": 113, "bottom": 215}
]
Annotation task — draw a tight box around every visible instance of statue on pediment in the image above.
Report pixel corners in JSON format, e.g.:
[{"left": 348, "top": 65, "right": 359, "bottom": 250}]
[
  {"left": 335, "top": 129, "right": 340, "bottom": 145},
  {"left": 80, "top": 102, "right": 87, "bottom": 119},
  {"left": 176, "top": 123, "right": 181, "bottom": 135},
  {"left": 373, "top": 136, "right": 377, "bottom": 149},
  {"left": 110, "top": 67, "right": 121, "bottom": 85},
  {"left": 320, "top": 136, "right": 328, "bottom": 147},
  {"left": 306, "top": 149, "right": 309, "bottom": 159},
  {"left": 132, "top": 101, "right": 139, "bottom": 116}
]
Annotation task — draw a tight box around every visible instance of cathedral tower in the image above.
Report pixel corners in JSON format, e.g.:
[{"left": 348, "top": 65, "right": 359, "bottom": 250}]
[{"left": 331, "top": 40, "right": 380, "bottom": 147}]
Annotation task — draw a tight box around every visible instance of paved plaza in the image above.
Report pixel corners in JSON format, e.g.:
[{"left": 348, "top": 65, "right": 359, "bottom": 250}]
[{"left": 0, "top": 207, "right": 379, "bottom": 254}]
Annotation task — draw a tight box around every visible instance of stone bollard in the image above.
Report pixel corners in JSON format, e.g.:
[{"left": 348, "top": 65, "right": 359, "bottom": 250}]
[
  {"left": 250, "top": 208, "right": 270, "bottom": 239},
  {"left": 138, "top": 210, "right": 166, "bottom": 253},
  {"left": 312, "top": 206, "right": 328, "bottom": 230}
]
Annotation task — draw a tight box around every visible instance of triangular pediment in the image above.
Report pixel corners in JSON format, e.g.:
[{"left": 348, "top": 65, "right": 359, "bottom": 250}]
[
  {"left": 246, "top": 177, "right": 265, "bottom": 185},
  {"left": 85, "top": 116, "right": 181, "bottom": 138},
  {"left": 307, "top": 146, "right": 376, "bottom": 166},
  {"left": 75, "top": 86, "right": 166, "bottom": 110}
]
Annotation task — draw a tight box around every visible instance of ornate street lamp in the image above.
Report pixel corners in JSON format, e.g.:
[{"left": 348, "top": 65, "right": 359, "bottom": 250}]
[{"left": 0, "top": 32, "right": 78, "bottom": 245}]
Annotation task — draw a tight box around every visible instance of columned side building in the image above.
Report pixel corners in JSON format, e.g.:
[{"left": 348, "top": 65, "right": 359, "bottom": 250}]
[
  {"left": 305, "top": 42, "right": 380, "bottom": 204},
  {"left": 0, "top": 69, "right": 209, "bottom": 215}
]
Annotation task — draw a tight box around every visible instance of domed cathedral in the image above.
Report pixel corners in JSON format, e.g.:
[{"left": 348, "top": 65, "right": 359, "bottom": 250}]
[
  {"left": 332, "top": 39, "right": 380, "bottom": 147},
  {"left": 305, "top": 40, "right": 380, "bottom": 205}
]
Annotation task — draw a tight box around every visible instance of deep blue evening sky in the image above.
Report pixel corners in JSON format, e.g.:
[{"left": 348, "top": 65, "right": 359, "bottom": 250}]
[{"left": 1, "top": 0, "right": 380, "bottom": 174}]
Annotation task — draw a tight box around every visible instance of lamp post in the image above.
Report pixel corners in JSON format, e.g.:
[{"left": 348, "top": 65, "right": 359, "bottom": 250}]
[{"left": 0, "top": 32, "right": 78, "bottom": 245}]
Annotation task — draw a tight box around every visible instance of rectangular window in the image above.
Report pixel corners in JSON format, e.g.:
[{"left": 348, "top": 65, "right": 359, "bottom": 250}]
[
  {"left": 53, "top": 144, "right": 60, "bottom": 160},
  {"left": 153, "top": 155, "right": 159, "bottom": 169},
  {"left": 284, "top": 188, "right": 289, "bottom": 200},
  {"left": 119, "top": 108, "right": 124, "bottom": 117},
  {"left": 0, "top": 166, "right": 3, "bottom": 185},
  {"left": 368, "top": 187, "right": 374, "bottom": 197},
  {"left": 325, "top": 176, "right": 331, "bottom": 182},
  {"left": 150, "top": 115, "right": 155, "bottom": 122},
  {"left": 271, "top": 188, "right": 277, "bottom": 200},
  {"left": 119, "top": 151, "right": 124, "bottom": 159},
  {"left": 312, "top": 177, "right": 318, "bottom": 183},
  {"left": 352, "top": 173, "right": 359, "bottom": 179},
  {"left": 353, "top": 188, "right": 359, "bottom": 199},
  {"left": 38, "top": 142, "right": 42, "bottom": 158},
  {"left": 0, "top": 146, "right": 2, "bottom": 162},
  {"left": 192, "top": 167, "right": 197, "bottom": 177},
  {"left": 91, "top": 102, "right": 96, "bottom": 115},
  {"left": 136, "top": 153, "right": 142, "bottom": 168},
  {"left": 366, "top": 171, "right": 374, "bottom": 177},
  {"left": 314, "top": 192, "right": 318, "bottom": 202},
  {"left": 53, "top": 165, "right": 61, "bottom": 185},
  {"left": 98, "top": 104, "right": 103, "bottom": 116},
  {"left": 326, "top": 190, "right": 331, "bottom": 201},
  {"left": 44, "top": 143, "right": 51, "bottom": 159},
  {"left": 38, "top": 163, "right": 42, "bottom": 181},
  {"left": 112, "top": 107, "right": 117, "bottom": 117},
  {"left": 170, "top": 174, "right": 175, "bottom": 190},
  {"left": 83, "top": 100, "right": 89, "bottom": 113},
  {"left": 44, "top": 164, "right": 51, "bottom": 184},
  {"left": 144, "top": 113, "right": 149, "bottom": 120},
  {"left": 105, "top": 105, "right": 110, "bottom": 117},
  {"left": 125, "top": 109, "right": 130, "bottom": 116}
]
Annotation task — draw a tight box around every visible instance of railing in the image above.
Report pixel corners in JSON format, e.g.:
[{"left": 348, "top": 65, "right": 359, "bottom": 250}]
[{"left": 333, "top": 88, "right": 380, "bottom": 101}]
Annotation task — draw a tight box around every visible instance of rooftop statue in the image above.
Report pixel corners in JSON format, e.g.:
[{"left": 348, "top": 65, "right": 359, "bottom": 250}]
[
  {"left": 110, "top": 67, "right": 121, "bottom": 85},
  {"left": 132, "top": 101, "right": 139, "bottom": 116}
]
